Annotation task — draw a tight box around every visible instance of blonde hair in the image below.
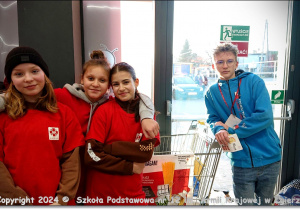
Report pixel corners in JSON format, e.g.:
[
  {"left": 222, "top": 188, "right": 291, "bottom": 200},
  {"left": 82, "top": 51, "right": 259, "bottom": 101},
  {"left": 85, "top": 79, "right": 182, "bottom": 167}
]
[{"left": 5, "top": 76, "right": 58, "bottom": 119}]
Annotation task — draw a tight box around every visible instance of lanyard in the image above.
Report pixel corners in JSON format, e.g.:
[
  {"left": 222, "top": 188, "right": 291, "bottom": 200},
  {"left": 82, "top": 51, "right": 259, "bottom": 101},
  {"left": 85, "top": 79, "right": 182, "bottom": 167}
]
[{"left": 218, "top": 78, "right": 242, "bottom": 115}]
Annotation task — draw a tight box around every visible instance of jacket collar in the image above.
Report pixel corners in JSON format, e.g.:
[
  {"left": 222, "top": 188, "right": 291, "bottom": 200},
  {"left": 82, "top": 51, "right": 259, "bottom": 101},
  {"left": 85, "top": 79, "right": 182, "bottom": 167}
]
[{"left": 64, "top": 83, "right": 109, "bottom": 105}]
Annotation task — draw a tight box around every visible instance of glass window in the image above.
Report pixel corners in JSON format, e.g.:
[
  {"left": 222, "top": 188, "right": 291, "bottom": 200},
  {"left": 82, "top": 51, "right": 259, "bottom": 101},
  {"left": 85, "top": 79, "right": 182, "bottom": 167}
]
[
  {"left": 82, "top": 1, "right": 155, "bottom": 98},
  {"left": 172, "top": 1, "right": 291, "bottom": 204}
]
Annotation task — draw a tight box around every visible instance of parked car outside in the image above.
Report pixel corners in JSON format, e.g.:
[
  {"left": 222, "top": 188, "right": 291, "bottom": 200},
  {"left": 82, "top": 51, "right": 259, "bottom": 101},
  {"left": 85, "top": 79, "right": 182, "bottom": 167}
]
[{"left": 172, "top": 75, "right": 203, "bottom": 100}]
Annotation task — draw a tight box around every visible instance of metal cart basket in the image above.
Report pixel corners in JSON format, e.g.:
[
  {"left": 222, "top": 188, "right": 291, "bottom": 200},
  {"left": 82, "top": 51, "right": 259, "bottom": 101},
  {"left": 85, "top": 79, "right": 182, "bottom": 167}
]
[{"left": 154, "top": 120, "right": 222, "bottom": 205}]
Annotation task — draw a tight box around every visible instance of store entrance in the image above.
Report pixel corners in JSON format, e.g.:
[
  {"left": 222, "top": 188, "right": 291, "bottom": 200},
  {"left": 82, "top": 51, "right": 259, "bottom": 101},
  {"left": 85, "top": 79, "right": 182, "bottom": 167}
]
[{"left": 170, "top": 1, "right": 292, "bottom": 204}]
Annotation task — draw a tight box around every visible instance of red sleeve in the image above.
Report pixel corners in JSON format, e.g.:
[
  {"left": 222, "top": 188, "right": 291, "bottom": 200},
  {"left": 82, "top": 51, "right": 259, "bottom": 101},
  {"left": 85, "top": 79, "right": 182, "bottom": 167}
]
[
  {"left": 60, "top": 104, "right": 85, "bottom": 154},
  {"left": 0, "top": 114, "right": 6, "bottom": 162},
  {"left": 54, "top": 88, "right": 71, "bottom": 105}
]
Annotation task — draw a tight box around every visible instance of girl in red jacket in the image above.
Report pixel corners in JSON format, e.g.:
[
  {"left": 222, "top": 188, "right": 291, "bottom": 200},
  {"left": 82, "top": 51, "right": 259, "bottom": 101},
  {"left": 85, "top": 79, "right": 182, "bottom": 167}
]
[
  {"left": 0, "top": 51, "right": 159, "bottom": 137},
  {"left": 0, "top": 50, "right": 158, "bottom": 204},
  {"left": 53, "top": 51, "right": 159, "bottom": 204},
  {"left": 0, "top": 47, "right": 85, "bottom": 205},
  {"left": 85, "top": 62, "right": 160, "bottom": 205},
  {"left": 54, "top": 50, "right": 158, "bottom": 138}
]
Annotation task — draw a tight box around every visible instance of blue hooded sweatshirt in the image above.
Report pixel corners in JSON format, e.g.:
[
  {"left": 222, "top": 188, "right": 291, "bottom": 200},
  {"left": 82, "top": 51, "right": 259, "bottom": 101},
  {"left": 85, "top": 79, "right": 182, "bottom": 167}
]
[{"left": 205, "top": 70, "right": 281, "bottom": 168}]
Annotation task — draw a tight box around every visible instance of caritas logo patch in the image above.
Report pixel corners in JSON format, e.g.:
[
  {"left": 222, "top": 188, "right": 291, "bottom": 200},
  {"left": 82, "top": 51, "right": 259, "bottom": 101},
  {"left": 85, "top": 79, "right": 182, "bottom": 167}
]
[{"left": 48, "top": 127, "right": 59, "bottom": 140}]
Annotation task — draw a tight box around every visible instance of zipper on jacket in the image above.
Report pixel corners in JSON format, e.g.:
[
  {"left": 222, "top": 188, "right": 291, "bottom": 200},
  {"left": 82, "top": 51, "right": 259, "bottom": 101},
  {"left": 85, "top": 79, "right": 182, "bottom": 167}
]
[
  {"left": 226, "top": 80, "right": 237, "bottom": 116},
  {"left": 244, "top": 141, "right": 254, "bottom": 167}
]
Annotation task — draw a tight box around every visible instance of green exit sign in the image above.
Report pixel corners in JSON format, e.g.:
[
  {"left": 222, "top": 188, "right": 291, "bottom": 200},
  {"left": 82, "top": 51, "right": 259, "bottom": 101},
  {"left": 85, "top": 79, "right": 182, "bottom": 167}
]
[
  {"left": 220, "top": 25, "right": 250, "bottom": 41},
  {"left": 271, "top": 90, "right": 284, "bottom": 104}
]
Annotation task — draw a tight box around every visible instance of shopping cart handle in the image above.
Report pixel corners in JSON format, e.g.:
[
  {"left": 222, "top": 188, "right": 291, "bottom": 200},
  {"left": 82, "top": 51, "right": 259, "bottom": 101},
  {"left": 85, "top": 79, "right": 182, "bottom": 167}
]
[{"left": 211, "top": 141, "right": 221, "bottom": 149}]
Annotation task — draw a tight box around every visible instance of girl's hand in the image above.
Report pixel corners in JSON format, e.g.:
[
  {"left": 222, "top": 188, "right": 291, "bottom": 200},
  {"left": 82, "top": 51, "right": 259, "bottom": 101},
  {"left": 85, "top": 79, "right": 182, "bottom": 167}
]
[
  {"left": 133, "top": 162, "right": 145, "bottom": 174},
  {"left": 141, "top": 119, "right": 160, "bottom": 139}
]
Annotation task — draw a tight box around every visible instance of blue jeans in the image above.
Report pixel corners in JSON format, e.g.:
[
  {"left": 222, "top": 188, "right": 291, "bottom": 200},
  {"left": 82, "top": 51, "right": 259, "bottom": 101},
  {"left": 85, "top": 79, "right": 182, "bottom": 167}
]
[{"left": 232, "top": 161, "right": 280, "bottom": 206}]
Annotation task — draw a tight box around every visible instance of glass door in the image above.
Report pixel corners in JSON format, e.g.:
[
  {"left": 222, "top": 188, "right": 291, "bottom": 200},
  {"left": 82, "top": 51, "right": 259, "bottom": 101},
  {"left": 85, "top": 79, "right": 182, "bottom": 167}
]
[
  {"left": 82, "top": 1, "right": 155, "bottom": 98},
  {"left": 171, "top": 1, "right": 292, "bottom": 204}
]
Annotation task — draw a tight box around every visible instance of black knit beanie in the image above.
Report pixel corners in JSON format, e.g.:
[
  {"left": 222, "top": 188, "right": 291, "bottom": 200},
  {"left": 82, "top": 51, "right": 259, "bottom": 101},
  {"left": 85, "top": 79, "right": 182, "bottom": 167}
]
[{"left": 4, "top": 46, "right": 49, "bottom": 83}]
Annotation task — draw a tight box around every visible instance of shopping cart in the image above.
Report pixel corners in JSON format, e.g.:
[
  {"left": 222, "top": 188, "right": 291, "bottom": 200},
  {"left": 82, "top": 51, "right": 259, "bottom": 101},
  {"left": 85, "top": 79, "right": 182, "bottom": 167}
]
[{"left": 154, "top": 120, "right": 222, "bottom": 205}]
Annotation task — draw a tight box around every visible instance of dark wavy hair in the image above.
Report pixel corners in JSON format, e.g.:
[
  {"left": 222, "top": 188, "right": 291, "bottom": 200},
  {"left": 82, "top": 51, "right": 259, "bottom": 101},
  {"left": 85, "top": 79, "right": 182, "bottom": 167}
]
[{"left": 110, "top": 62, "right": 136, "bottom": 81}]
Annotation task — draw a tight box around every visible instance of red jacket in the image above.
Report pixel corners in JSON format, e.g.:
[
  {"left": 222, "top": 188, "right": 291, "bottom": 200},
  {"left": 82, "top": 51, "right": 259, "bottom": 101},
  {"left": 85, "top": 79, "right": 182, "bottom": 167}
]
[
  {"left": 85, "top": 99, "right": 160, "bottom": 205},
  {"left": 0, "top": 103, "right": 84, "bottom": 205}
]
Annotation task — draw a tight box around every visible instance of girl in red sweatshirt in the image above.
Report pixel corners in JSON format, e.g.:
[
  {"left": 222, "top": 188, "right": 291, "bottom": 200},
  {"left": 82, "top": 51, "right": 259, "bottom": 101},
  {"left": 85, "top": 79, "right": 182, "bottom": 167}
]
[
  {"left": 0, "top": 50, "right": 159, "bottom": 205},
  {"left": 85, "top": 62, "right": 160, "bottom": 205},
  {"left": 54, "top": 50, "right": 158, "bottom": 138},
  {"left": 53, "top": 51, "right": 159, "bottom": 204},
  {"left": 0, "top": 46, "right": 84, "bottom": 205}
]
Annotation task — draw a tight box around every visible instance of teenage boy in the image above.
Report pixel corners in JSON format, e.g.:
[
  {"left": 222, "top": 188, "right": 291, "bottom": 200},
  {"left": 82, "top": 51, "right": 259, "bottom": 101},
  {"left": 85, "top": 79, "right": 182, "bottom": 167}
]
[{"left": 205, "top": 43, "right": 281, "bottom": 206}]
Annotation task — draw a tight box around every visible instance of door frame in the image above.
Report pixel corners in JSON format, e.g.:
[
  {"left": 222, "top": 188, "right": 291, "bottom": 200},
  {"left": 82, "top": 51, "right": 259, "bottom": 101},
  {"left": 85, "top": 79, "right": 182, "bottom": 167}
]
[
  {"left": 280, "top": 0, "right": 300, "bottom": 189},
  {"left": 154, "top": 1, "right": 174, "bottom": 136}
]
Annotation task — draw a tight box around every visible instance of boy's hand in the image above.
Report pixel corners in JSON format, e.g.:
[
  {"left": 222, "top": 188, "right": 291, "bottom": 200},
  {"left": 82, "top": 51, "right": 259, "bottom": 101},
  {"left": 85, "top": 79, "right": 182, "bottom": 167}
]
[{"left": 215, "top": 129, "right": 230, "bottom": 151}]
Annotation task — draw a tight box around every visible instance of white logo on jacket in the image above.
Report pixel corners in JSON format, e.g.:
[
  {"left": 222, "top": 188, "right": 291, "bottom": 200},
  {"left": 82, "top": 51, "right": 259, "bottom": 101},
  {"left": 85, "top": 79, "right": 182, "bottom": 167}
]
[
  {"left": 87, "top": 143, "right": 100, "bottom": 162},
  {"left": 135, "top": 133, "right": 143, "bottom": 142},
  {"left": 48, "top": 127, "right": 59, "bottom": 140}
]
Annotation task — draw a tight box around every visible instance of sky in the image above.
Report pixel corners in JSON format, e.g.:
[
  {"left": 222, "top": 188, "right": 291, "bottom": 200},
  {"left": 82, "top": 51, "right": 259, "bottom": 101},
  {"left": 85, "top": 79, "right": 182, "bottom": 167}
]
[{"left": 173, "top": 1, "right": 290, "bottom": 61}]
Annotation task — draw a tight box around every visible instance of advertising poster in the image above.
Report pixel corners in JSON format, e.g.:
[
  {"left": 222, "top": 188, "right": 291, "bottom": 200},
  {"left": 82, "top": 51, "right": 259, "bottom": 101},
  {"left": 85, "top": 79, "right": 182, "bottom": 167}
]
[{"left": 142, "top": 154, "right": 194, "bottom": 206}]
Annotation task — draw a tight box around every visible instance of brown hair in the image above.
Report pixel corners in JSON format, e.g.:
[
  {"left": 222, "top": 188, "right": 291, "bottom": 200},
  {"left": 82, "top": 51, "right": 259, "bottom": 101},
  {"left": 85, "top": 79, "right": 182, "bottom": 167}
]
[
  {"left": 110, "top": 62, "right": 136, "bottom": 81},
  {"left": 5, "top": 76, "right": 58, "bottom": 119},
  {"left": 213, "top": 42, "right": 239, "bottom": 61},
  {"left": 82, "top": 50, "right": 111, "bottom": 78}
]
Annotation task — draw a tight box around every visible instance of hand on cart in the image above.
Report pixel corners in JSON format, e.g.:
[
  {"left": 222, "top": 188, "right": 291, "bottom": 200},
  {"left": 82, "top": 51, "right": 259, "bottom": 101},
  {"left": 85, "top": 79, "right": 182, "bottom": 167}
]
[
  {"left": 215, "top": 133, "right": 230, "bottom": 151},
  {"left": 214, "top": 122, "right": 230, "bottom": 151}
]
